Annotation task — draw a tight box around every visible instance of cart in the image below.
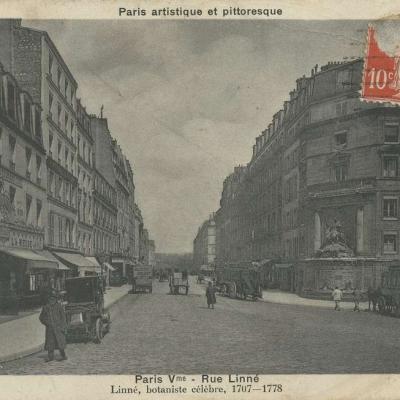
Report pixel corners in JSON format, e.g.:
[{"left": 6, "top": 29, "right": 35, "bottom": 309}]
[
  {"left": 65, "top": 276, "right": 111, "bottom": 343},
  {"left": 169, "top": 271, "right": 189, "bottom": 295}
]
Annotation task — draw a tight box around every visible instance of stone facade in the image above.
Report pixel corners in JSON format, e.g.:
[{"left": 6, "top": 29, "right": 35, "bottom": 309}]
[
  {"left": 214, "top": 59, "right": 400, "bottom": 294},
  {"left": 0, "top": 19, "right": 155, "bottom": 294},
  {"left": 193, "top": 214, "right": 216, "bottom": 270}
]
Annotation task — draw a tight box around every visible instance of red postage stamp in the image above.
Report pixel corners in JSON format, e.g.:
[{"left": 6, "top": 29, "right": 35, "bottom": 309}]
[{"left": 362, "top": 25, "right": 400, "bottom": 103}]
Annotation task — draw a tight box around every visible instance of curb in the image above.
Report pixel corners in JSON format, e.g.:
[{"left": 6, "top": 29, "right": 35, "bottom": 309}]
[
  {"left": 259, "top": 296, "right": 369, "bottom": 310},
  {"left": 0, "top": 290, "right": 130, "bottom": 364},
  {"left": 0, "top": 344, "right": 44, "bottom": 364}
]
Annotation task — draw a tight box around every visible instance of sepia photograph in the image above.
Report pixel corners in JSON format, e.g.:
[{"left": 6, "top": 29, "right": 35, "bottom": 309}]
[{"left": 0, "top": 9, "right": 399, "bottom": 385}]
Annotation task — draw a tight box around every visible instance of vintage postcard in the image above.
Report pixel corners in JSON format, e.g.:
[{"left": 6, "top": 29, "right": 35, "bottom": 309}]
[{"left": 0, "top": 0, "right": 400, "bottom": 399}]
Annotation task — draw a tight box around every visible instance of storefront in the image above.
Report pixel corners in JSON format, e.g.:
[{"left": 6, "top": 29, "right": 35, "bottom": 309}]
[
  {"left": 37, "top": 250, "right": 70, "bottom": 293},
  {"left": 0, "top": 247, "right": 59, "bottom": 313}
]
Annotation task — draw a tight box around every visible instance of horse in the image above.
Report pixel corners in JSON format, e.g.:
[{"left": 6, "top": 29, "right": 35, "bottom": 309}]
[{"left": 367, "top": 286, "right": 381, "bottom": 312}]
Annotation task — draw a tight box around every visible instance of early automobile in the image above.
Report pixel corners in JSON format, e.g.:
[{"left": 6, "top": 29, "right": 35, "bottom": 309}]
[{"left": 65, "top": 276, "right": 111, "bottom": 343}]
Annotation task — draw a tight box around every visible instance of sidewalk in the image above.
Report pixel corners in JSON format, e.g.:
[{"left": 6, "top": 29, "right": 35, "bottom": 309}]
[
  {"left": 261, "top": 290, "right": 369, "bottom": 310},
  {"left": 0, "top": 284, "right": 130, "bottom": 363}
]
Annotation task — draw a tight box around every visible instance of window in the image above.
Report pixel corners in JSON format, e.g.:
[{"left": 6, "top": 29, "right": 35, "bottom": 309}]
[
  {"left": 57, "top": 103, "right": 62, "bottom": 127},
  {"left": 57, "top": 176, "right": 62, "bottom": 200},
  {"left": 24, "top": 98, "right": 31, "bottom": 133},
  {"left": 49, "top": 52, "right": 53, "bottom": 75},
  {"left": 48, "top": 133, "right": 53, "bottom": 155},
  {"left": 34, "top": 108, "right": 41, "bottom": 138},
  {"left": 26, "top": 194, "right": 32, "bottom": 223},
  {"left": 48, "top": 92, "right": 53, "bottom": 115},
  {"left": 383, "top": 198, "right": 398, "bottom": 218},
  {"left": 65, "top": 148, "right": 69, "bottom": 169},
  {"left": 383, "top": 233, "right": 397, "bottom": 253},
  {"left": 8, "top": 135, "right": 16, "bottom": 170},
  {"left": 59, "top": 216, "right": 63, "bottom": 246},
  {"left": 335, "top": 132, "right": 347, "bottom": 146},
  {"left": 36, "top": 199, "right": 42, "bottom": 226},
  {"left": 384, "top": 124, "right": 399, "bottom": 143},
  {"left": 383, "top": 157, "right": 398, "bottom": 177},
  {"left": 58, "top": 141, "right": 62, "bottom": 163},
  {"left": 7, "top": 82, "right": 15, "bottom": 119},
  {"left": 65, "top": 80, "right": 69, "bottom": 98},
  {"left": 36, "top": 155, "right": 42, "bottom": 184},
  {"left": 336, "top": 101, "right": 348, "bottom": 117},
  {"left": 49, "top": 213, "right": 54, "bottom": 245},
  {"left": 57, "top": 67, "right": 61, "bottom": 89},
  {"left": 25, "top": 147, "right": 32, "bottom": 179},
  {"left": 48, "top": 171, "right": 54, "bottom": 195},
  {"left": 335, "top": 164, "right": 347, "bottom": 182},
  {"left": 9, "top": 186, "right": 16, "bottom": 205},
  {"left": 64, "top": 113, "right": 69, "bottom": 133}
]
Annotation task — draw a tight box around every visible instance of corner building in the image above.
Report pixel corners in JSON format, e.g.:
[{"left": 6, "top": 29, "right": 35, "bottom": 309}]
[
  {"left": 216, "top": 59, "right": 400, "bottom": 295},
  {"left": 0, "top": 19, "right": 80, "bottom": 256}
]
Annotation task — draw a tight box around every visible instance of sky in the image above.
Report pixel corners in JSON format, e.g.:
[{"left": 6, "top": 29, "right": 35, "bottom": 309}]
[{"left": 23, "top": 19, "right": 372, "bottom": 253}]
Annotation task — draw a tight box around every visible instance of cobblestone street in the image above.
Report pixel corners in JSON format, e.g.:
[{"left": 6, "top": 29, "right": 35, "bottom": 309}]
[{"left": 2, "top": 278, "right": 400, "bottom": 374}]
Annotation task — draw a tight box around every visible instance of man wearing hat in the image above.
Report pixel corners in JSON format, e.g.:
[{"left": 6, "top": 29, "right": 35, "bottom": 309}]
[{"left": 39, "top": 290, "right": 68, "bottom": 362}]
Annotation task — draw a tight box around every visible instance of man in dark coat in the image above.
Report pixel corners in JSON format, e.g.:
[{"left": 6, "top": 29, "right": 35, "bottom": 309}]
[
  {"left": 206, "top": 281, "right": 216, "bottom": 309},
  {"left": 39, "top": 292, "right": 67, "bottom": 362}
]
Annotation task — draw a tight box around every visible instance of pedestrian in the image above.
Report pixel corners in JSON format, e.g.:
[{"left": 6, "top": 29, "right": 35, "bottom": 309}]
[
  {"left": 367, "top": 286, "right": 377, "bottom": 312},
  {"left": 39, "top": 291, "right": 68, "bottom": 362},
  {"left": 206, "top": 281, "right": 216, "bottom": 309},
  {"left": 332, "top": 286, "right": 343, "bottom": 311},
  {"left": 353, "top": 287, "right": 362, "bottom": 312}
]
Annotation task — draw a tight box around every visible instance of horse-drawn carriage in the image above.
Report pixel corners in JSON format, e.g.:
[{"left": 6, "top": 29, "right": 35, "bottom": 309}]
[
  {"left": 376, "top": 265, "right": 400, "bottom": 316},
  {"left": 216, "top": 262, "right": 263, "bottom": 301},
  {"left": 65, "top": 276, "right": 111, "bottom": 343},
  {"left": 169, "top": 270, "right": 189, "bottom": 295}
]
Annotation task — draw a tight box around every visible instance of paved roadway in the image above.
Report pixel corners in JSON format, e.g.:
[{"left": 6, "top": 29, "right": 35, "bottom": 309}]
[{"left": 2, "top": 277, "right": 400, "bottom": 374}]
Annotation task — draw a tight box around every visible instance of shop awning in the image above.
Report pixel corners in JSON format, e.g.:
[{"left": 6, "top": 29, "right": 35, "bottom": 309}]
[
  {"left": 85, "top": 257, "right": 100, "bottom": 268},
  {"left": 36, "top": 250, "right": 70, "bottom": 270},
  {"left": 0, "top": 247, "right": 58, "bottom": 269},
  {"left": 274, "top": 263, "right": 293, "bottom": 269},
  {"left": 104, "top": 262, "right": 115, "bottom": 272},
  {"left": 54, "top": 252, "right": 98, "bottom": 268}
]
